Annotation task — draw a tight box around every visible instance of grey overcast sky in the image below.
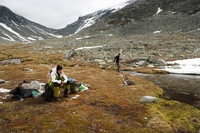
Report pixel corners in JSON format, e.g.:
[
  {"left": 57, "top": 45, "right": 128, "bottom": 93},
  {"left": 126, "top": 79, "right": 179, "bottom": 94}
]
[{"left": 0, "top": 0, "right": 128, "bottom": 29}]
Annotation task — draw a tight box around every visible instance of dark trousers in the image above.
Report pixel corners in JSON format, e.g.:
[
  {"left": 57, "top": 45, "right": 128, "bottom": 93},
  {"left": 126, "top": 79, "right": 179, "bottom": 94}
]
[{"left": 116, "top": 63, "right": 120, "bottom": 72}]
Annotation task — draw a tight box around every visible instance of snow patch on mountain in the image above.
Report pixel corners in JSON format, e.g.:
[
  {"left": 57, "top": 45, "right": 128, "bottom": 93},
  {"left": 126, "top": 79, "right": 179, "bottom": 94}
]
[
  {"left": 156, "top": 7, "right": 163, "bottom": 15},
  {"left": 45, "top": 32, "right": 63, "bottom": 38},
  {"left": 3, "top": 33, "right": 15, "bottom": 41},
  {"left": 110, "top": 1, "right": 129, "bottom": 12},
  {"left": 74, "top": 1, "right": 129, "bottom": 34},
  {"left": 0, "top": 22, "right": 28, "bottom": 41},
  {"left": 27, "top": 26, "right": 36, "bottom": 33},
  {"left": 75, "top": 12, "right": 106, "bottom": 34},
  {"left": 11, "top": 20, "right": 18, "bottom": 26}
]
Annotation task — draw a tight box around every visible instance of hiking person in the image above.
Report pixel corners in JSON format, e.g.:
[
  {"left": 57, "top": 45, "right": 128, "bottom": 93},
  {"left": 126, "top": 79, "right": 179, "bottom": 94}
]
[
  {"left": 114, "top": 53, "right": 122, "bottom": 72},
  {"left": 48, "top": 65, "right": 70, "bottom": 102}
]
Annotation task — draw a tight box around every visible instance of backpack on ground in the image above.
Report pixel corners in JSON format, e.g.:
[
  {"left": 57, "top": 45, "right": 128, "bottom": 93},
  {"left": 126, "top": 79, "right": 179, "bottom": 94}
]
[{"left": 43, "top": 84, "right": 54, "bottom": 102}]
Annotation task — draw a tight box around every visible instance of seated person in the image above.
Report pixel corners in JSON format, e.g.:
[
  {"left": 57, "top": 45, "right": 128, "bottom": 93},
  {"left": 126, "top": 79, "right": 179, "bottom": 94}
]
[{"left": 48, "top": 65, "right": 70, "bottom": 102}]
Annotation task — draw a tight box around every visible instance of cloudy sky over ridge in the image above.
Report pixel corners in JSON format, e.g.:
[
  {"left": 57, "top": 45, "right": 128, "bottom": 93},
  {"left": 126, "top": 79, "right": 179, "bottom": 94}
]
[{"left": 1, "top": 0, "right": 128, "bottom": 29}]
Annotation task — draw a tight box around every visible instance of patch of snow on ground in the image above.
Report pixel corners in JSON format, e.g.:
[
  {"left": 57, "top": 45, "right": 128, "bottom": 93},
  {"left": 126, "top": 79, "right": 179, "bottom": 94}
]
[
  {"left": 161, "top": 58, "right": 200, "bottom": 75},
  {"left": 156, "top": 7, "right": 163, "bottom": 14},
  {"left": 76, "top": 38, "right": 82, "bottom": 40},
  {"left": 76, "top": 46, "right": 103, "bottom": 51},
  {"left": 154, "top": 30, "right": 162, "bottom": 34},
  {"left": 0, "top": 23, "right": 28, "bottom": 41},
  {"left": 84, "top": 36, "right": 90, "bottom": 38}
]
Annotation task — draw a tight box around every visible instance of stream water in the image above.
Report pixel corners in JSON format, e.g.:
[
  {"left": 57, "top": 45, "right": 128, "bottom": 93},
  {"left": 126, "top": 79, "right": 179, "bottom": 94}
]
[{"left": 127, "top": 72, "right": 200, "bottom": 109}]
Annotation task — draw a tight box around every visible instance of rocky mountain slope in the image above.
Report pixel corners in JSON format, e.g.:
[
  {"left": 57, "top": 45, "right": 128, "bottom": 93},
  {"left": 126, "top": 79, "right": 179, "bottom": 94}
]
[
  {"left": 0, "top": 6, "right": 61, "bottom": 42},
  {"left": 82, "top": 0, "right": 200, "bottom": 35},
  {"left": 57, "top": 1, "right": 132, "bottom": 36}
]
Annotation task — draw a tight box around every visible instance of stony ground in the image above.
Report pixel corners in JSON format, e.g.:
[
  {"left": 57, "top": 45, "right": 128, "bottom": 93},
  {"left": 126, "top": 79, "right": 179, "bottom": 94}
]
[
  {"left": 0, "top": 42, "right": 200, "bottom": 133},
  {"left": 34, "top": 31, "right": 200, "bottom": 70}
]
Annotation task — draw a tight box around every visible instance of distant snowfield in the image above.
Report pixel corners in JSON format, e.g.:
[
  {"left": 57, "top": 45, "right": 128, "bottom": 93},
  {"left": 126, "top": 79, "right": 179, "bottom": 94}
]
[
  {"left": 0, "top": 22, "right": 28, "bottom": 41},
  {"left": 74, "top": 1, "right": 129, "bottom": 34},
  {"left": 0, "top": 22, "right": 62, "bottom": 42},
  {"left": 75, "top": 46, "right": 103, "bottom": 51},
  {"left": 161, "top": 58, "right": 200, "bottom": 75}
]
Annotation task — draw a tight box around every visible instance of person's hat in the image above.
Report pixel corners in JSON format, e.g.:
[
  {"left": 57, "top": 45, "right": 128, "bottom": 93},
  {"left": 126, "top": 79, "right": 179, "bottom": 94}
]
[{"left": 57, "top": 65, "right": 63, "bottom": 71}]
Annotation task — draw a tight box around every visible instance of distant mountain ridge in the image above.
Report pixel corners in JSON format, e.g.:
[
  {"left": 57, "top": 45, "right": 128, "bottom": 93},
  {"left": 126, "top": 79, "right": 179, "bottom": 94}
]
[
  {"left": 0, "top": 5, "right": 61, "bottom": 42},
  {"left": 1, "top": 0, "right": 199, "bottom": 42}
]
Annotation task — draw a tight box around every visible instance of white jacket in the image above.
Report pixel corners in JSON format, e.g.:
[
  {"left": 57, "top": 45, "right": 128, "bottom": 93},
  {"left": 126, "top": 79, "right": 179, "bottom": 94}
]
[{"left": 51, "top": 67, "right": 68, "bottom": 84}]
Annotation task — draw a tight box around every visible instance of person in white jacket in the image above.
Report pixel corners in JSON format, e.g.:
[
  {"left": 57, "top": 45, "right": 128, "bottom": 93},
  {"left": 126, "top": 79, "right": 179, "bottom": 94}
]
[{"left": 49, "top": 65, "right": 70, "bottom": 102}]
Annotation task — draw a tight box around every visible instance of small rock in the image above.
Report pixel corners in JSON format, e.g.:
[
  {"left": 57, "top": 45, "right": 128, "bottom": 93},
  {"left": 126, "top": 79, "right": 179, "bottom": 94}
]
[
  {"left": 71, "top": 95, "right": 80, "bottom": 99},
  {"left": 23, "top": 68, "right": 33, "bottom": 72},
  {"left": 0, "top": 88, "right": 11, "bottom": 93},
  {"left": 44, "top": 46, "right": 53, "bottom": 49},
  {"left": 99, "top": 61, "right": 107, "bottom": 65},
  {"left": 191, "top": 118, "right": 200, "bottom": 123},
  {"left": 0, "top": 102, "right": 3, "bottom": 104},
  {"left": 0, "top": 71, "right": 5, "bottom": 74},
  {"left": 140, "top": 96, "right": 157, "bottom": 103},
  {"left": 147, "top": 64, "right": 155, "bottom": 68},
  {"left": 0, "top": 79, "right": 6, "bottom": 84}
]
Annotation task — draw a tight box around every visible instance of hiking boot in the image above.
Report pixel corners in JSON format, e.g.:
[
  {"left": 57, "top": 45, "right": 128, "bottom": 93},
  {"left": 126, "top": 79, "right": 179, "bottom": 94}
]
[{"left": 55, "top": 97, "right": 62, "bottom": 102}]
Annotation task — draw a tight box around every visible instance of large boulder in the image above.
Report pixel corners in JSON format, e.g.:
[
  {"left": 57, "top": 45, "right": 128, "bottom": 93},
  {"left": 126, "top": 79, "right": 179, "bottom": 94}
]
[
  {"left": 194, "top": 48, "right": 200, "bottom": 53},
  {"left": 147, "top": 57, "right": 166, "bottom": 66},
  {"left": 65, "top": 48, "right": 76, "bottom": 59}
]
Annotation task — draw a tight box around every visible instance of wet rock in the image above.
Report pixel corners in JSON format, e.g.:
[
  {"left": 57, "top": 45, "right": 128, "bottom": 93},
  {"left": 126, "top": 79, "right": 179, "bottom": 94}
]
[{"left": 0, "top": 79, "right": 5, "bottom": 84}]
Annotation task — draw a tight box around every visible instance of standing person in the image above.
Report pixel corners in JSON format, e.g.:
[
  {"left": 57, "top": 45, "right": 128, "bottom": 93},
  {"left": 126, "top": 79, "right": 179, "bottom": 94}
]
[
  {"left": 114, "top": 53, "right": 122, "bottom": 72},
  {"left": 48, "top": 65, "right": 70, "bottom": 102}
]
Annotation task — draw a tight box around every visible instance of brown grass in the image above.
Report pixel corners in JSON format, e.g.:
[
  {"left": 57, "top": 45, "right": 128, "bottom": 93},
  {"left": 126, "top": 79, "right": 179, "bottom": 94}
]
[{"left": 0, "top": 43, "right": 200, "bottom": 133}]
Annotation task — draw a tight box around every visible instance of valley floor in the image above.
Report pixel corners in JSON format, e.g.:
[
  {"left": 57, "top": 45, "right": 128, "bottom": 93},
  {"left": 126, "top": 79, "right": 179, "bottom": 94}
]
[{"left": 0, "top": 43, "right": 200, "bottom": 133}]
